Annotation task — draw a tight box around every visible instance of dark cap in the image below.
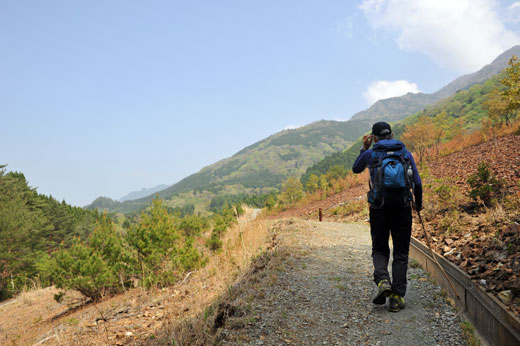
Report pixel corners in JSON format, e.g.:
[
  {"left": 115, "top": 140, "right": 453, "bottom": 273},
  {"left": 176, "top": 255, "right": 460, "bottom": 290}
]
[{"left": 372, "top": 122, "right": 392, "bottom": 137}]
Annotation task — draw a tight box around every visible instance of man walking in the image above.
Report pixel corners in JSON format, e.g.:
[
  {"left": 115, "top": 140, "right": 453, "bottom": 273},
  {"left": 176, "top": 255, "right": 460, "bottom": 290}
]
[{"left": 352, "top": 122, "right": 422, "bottom": 312}]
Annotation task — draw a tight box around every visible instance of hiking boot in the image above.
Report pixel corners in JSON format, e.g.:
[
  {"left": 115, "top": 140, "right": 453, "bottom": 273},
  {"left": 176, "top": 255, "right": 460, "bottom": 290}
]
[
  {"left": 388, "top": 293, "right": 405, "bottom": 312},
  {"left": 373, "top": 279, "right": 392, "bottom": 305}
]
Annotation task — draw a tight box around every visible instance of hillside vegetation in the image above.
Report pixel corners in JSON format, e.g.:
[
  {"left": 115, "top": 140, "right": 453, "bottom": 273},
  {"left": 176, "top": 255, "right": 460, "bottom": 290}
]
[
  {"left": 302, "top": 69, "right": 505, "bottom": 187},
  {"left": 0, "top": 207, "right": 273, "bottom": 345}
]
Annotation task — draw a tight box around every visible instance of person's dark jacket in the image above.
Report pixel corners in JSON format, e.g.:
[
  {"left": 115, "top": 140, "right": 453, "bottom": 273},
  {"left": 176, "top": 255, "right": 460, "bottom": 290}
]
[{"left": 352, "top": 139, "right": 422, "bottom": 210}]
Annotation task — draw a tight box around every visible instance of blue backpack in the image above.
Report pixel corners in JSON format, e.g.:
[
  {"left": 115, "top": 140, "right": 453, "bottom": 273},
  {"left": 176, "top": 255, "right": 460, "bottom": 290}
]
[{"left": 368, "top": 141, "right": 414, "bottom": 207}]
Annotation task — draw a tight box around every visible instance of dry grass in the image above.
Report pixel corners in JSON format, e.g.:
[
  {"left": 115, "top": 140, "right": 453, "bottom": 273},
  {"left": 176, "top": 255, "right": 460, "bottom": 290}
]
[
  {"left": 162, "top": 219, "right": 303, "bottom": 345},
  {"left": 325, "top": 171, "right": 368, "bottom": 198},
  {"left": 439, "top": 119, "right": 520, "bottom": 157},
  {"left": 283, "top": 171, "right": 369, "bottom": 212},
  {"left": 0, "top": 286, "right": 85, "bottom": 345},
  {"left": 162, "top": 249, "right": 287, "bottom": 346},
  {"left": 150, "top": 208, "right": 275, "bottom": 342},
  {"left": 330, "top": 198, "right": 368, "bottom": 221}
]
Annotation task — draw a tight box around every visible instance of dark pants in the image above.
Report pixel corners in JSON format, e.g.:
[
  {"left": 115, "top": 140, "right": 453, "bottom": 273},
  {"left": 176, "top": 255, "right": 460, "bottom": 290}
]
[{"left": 369, "top": 206, "right": 412, "bottom": 297}]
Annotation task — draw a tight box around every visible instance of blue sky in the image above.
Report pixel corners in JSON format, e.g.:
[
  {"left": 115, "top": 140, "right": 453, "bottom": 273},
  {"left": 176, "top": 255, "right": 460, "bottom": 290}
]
[{"left": 2, "top": 0, "right": 520, "bottom": 206}]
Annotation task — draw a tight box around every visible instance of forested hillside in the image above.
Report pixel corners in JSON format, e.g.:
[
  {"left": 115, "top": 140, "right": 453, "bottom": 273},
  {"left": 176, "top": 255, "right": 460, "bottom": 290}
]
[
  {"left": 0, "top": 165, "right": 100, "bottom": 300},
  {"left": 0, "top": 163, "right": 245, "bottom": 304}
]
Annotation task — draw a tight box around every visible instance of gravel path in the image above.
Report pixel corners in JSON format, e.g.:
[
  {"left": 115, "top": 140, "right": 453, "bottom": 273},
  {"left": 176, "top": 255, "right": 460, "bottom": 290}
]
[{"left": 223, "top": 219, "right": 470, "bottom": 346}]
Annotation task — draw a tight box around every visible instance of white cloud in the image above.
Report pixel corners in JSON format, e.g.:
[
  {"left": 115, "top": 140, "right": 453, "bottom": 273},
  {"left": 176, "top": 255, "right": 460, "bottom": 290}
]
[
  {"left": 359, "top": 0, "right": 520, "bottom": 72},
  {"left": 363, "top": 80, "right": 420, "bottom": 105},
  {"left": 508, "top": 2, "right": 520, "bottom": 22},
  {"left": 510, "top": 2, "right": 520, "bottom": 10}
]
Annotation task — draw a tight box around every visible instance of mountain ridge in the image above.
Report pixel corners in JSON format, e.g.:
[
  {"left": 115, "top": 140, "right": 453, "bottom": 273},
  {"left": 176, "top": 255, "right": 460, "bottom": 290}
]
[
  {"left": 87, "top": 45, "right": 520, "bottom": 213},
  {"left": 350, "top": 45, "right": 520, "bottom": 123},
  {"left": 118, "top": 184, "right": 170, "bottom": 202}
]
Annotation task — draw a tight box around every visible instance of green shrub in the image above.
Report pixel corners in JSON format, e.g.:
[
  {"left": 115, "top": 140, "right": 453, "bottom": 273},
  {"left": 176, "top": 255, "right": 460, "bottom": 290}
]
[
  {"left": 235, "top": 204, "right": 244, "bottom": 217},
  {"left": 46, "top": 214, "right": 131, "bottom": 301},
  {"left": 127, "top": 199, "right": 181, "bottom": 287},
  {"left": 467, "top": 162, "right": 505, "bottom": 206},
  {"left": 35, "top": 252, "right": 58, "bottom": 287},
  {"left": 127, "top": 198, "right": 203, "bottom": 288},
  {"left": 432, "top": 180, "right": 467, "bottom": 212},
  {"left": 204, "top": 207, "right": 238, "bottom": 252},
  {"left": 438, "top": 210, "right": 461, "bottom": 234},
  {"left": 435, "top": 184, "right": 453, "bottom": 202},
  {"left": 89, "top": 214, "right": 135, "bottom": 280},
  {"left": 206, "top": 233, "right": 222, "bottom": 251},
  {"left": 51, "top": 239, "right": 118, "bottom": 300},
  {"left": 177, "top": 238, "right": 205, "bottom": 271},
  {"left": 177, "top": 215, "right": 207, "bottom": 237},
  {"left": 212, "top": 216, "right": 228, "bottom": 237},
  {"left": 265, "top": 195, "right": 277, "bottom": 210}
]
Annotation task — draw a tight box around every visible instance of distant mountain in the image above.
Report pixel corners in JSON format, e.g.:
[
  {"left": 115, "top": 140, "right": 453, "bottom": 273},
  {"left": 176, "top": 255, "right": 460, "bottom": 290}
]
[
  {"left": 118, "top": 184, "right": 170, "bottom": 202},
  {"left": 433, "top": 45, "right": 520, "bottom": 99},
  {"left": 350, "top": 45, "right": 520, "bottom": 123},
  {"left": 350, "top": 92, "right": 437, "bottom": 123},
  {"left": 155, "top": 119, "right": 367, "bottom": 195},
  {"left": 87, "top": 196, "right": 121, "bottom": 211}
]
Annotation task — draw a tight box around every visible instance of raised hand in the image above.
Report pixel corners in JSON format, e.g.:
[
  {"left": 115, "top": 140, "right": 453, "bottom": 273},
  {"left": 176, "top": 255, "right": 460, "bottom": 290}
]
[{"left": 362, "top": 134, "right": 373, "bottom": 150}]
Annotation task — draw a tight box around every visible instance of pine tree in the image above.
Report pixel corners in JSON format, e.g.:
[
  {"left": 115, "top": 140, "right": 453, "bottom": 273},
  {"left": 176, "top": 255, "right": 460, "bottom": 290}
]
[
  {"left": 51, "top": 237, "right": 118, "bottom": 300},
  {"left": 0, "top": 167, "right": 52, "bottom": 299},
  {"left": 126, "top": 198, "right": 203, "bottom": 287}
]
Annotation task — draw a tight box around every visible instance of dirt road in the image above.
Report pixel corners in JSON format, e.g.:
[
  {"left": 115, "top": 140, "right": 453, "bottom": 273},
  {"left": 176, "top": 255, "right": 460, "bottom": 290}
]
[{"left": 216, "top": 219, "right": 470, "bottom": 345}]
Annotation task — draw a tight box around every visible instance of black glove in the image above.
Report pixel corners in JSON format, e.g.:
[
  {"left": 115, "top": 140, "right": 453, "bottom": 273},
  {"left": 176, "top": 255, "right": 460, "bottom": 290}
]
[{"left": 414, "top": 187, "right": 423, "bottom": 212}]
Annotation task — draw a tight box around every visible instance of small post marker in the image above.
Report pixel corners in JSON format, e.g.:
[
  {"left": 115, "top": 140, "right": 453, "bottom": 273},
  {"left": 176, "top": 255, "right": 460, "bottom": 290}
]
[{"left": 319, "top": 208, "right": 323, "bottom": 222}]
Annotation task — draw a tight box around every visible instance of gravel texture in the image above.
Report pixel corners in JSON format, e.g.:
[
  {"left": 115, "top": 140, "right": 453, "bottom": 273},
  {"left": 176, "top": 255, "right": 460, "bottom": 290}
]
[{"left": 221, "top": 219, "right": 470, "bottom": 345}]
